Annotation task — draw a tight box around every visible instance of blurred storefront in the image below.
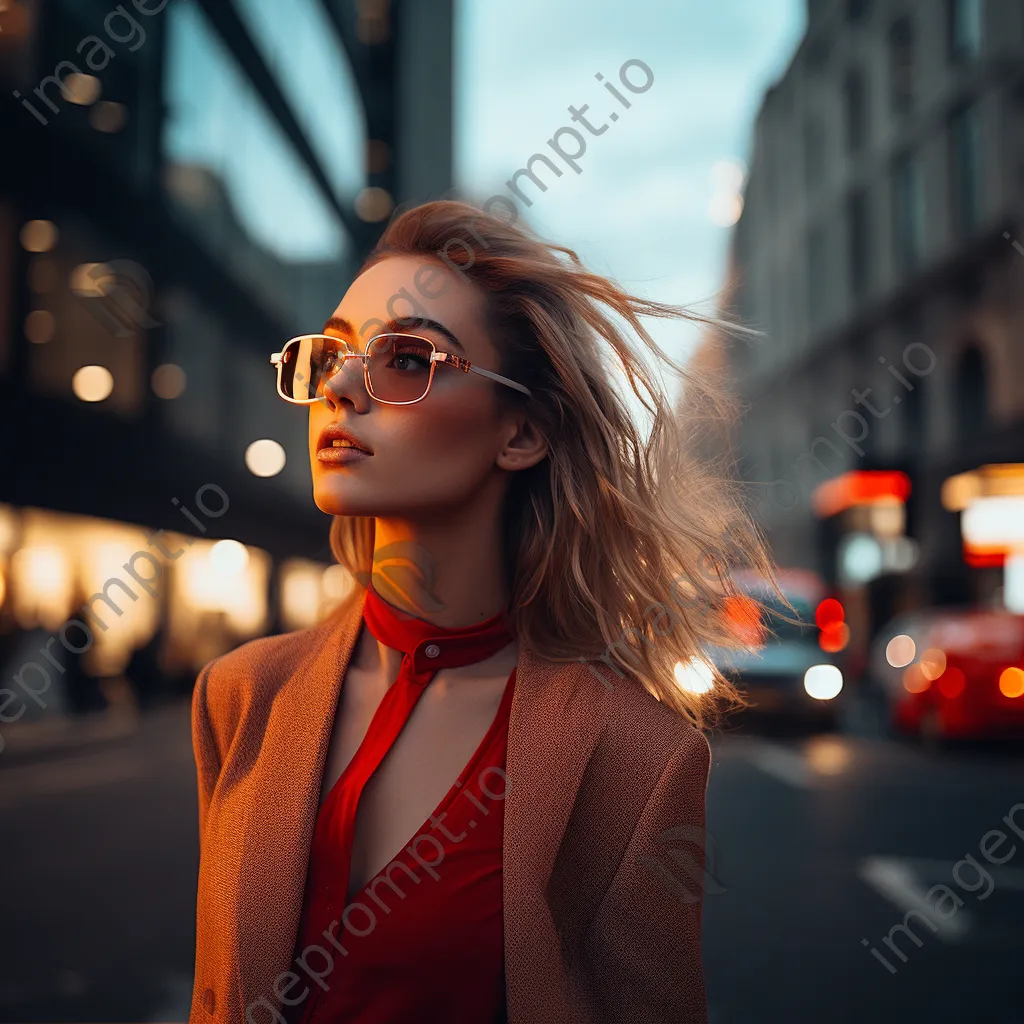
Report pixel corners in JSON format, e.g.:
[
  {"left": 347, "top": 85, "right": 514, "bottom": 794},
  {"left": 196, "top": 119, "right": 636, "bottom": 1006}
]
[
  {"left": 0, "top": 0, "right": 454, "bottom": 712},
  {"left": 718, "top": 0, "right": 1024, "bottom": 660},
  {"left": 0, "top": 501, "right": 358, "bottom": 716}
]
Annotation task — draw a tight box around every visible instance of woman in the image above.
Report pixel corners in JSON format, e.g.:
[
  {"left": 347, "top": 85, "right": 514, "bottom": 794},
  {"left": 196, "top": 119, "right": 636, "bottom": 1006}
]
[{"left": 189, "top": 200, "right": 772, "bottom": 1023}]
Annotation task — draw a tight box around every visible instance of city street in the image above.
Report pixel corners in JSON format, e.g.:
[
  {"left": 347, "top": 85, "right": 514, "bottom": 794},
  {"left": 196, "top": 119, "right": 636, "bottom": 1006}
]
[
  {"left": 704, "top": 728, "right": 1024, "bottom": 1023},
  {"left": 3, "top": 0, "right": 1023, "bottom": 1021},
  {"left": 2, "top": 701, "right": 1022, "bottom": 1023},
  {"left": 1, "top": 704, "right": 200, "bottom": 1023}
]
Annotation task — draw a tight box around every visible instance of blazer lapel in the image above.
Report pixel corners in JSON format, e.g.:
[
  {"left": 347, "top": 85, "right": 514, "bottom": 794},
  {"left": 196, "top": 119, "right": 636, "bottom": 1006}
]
[
  {"left": 235, "top": 587, "right": 368, "bottom": 1012},
  {"left": 503, "top": 650, "right": 606, "bottom": 1021}
]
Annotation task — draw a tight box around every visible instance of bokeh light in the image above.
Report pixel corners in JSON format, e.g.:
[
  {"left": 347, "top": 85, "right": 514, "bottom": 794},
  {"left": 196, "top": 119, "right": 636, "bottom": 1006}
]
[
  {"left": 998, "top": 666, "right": 1024, "bottom": 699},
  {"left": 708, "top": 191, "right": 744, "bottom": 227},
  {"left": 20, "top": 220, "right": 58, "bottom": 253},
  {"left": 64, "top": 72, "right": 101, "bottom": 105},
  {"left": 209, "top": 539, "right": 249, "bottom": 576},
  {"left": 322, "top": 564, "right": 354, "bottom": 601},
  {"left": 674, "top": 658, "right": 715, "bottom": 695},
  {"left": 724, "top": 593, "right": 765, "bottom": 646},
  {"left": 711, "top": 158, "right": 746, "bottom": 191},
  {"left": 152, "top": 363, "right": 187, "bottom": 399},
  {"left": 805, "top": 736, "right": 853, "bottom": 775},
  {"left": 815, "top": 598, "right": 845, "bottom": 629},
  {"left": 90, "top": 100, "right": 127, "bottom": 132},
  {"left": 245, "top": 439, "right": 287, "bottom": 478},
  {"left": 902, "top": 663, "right": 931, "bottom": 693},
  {"left": 886, "top": 634, "right": 916, "bottom": 668},
  {"left": 72, "top": 365, "right": 114, "bottom": 402},
  {"left": 355, "top": 186, "right": 394, "bottom": 222},
  {"left": 804, "top": 664, "right": 843, "bottom": 700},
  {"left": 819, "top": 622, "right": 850, "bottom": 652},
  {"left": 24, "top": 310, "right": 55, "bottom": 344},
  {"left": 919, "top": 648, "right": 947, "bottom": 681}
]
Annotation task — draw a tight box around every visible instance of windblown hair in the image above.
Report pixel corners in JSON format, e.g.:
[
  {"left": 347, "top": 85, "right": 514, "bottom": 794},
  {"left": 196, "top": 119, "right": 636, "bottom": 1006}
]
[{"left": 329, "top": 198, "right": 779, "bottom": 730}]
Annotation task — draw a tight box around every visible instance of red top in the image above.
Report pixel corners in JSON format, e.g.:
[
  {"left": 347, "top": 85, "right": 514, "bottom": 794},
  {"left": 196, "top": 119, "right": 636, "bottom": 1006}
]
[{"left": 284, "top": 583, "right": 516, "bottom": 1024}]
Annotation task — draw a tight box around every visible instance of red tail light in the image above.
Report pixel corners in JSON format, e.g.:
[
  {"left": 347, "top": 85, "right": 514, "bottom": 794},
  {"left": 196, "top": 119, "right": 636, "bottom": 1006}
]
[
  {"left": 815, "top": 598, "right": 844, "bottom": 629},
  {"left": 816, "top": 598, "right": 848, "bottom": 651}
]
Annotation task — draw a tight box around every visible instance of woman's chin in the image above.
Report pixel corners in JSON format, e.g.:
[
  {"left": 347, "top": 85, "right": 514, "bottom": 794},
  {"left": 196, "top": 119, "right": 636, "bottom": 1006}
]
[{"left": 312, "top": 481, "right": 371, "bottom": 518}]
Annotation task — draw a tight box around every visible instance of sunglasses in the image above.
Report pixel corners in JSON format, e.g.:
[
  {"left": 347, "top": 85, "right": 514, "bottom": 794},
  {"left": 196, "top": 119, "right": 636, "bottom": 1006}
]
[{"left": 270, "top": 333, "right": 533, "bottom": 406}]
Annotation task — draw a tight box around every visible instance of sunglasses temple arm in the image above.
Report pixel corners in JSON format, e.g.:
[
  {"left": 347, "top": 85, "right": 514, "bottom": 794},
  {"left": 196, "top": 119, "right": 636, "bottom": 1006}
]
[{"left": 469, "top": 365, "right": 532, "bottom": 397}]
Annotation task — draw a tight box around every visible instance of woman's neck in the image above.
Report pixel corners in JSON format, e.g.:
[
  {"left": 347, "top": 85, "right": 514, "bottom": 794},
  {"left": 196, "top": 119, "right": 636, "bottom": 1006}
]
[{"left": 369, "top": 515, "right": 510, "bottom": 628}]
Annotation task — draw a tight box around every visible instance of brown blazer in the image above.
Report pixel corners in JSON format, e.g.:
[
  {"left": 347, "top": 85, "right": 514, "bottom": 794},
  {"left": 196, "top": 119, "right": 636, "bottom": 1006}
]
[{"left": 189, "top": 586, "right": 711, "bottom": 1023}]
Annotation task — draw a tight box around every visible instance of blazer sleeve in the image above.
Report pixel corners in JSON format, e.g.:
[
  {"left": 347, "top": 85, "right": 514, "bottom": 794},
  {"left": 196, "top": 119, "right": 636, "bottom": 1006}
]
[
  {"left": 583, "top": 727, "right": 712, "bottom": 1023},
  {"left": 190, "top": 657, "right": 223, "bottom": 844}
]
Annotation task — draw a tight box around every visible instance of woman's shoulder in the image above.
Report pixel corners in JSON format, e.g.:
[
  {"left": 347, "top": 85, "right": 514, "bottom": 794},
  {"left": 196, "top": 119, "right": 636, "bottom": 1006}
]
[
  {"left": 196, "top": 598, "right": 353, "bottom": 717},
  {"left": 558, "top": 653, "right": 711, "bottom": 772}
]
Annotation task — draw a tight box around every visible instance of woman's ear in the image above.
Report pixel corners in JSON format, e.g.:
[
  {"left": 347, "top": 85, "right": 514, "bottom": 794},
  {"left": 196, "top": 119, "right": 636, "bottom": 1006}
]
[{"left": 497, "top": 415, "right": 548, "bottom": 472}]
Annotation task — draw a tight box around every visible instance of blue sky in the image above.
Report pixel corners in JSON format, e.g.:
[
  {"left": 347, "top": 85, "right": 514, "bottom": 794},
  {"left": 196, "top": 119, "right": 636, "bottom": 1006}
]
[{"left": 454, "top": 0, "right": 805, "bottom": 384}]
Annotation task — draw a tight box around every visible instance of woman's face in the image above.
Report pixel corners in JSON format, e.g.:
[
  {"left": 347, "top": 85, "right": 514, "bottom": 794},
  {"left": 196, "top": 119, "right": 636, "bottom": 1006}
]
[{"left": 308, "top": 255, "right": 538, "bottom": 519}]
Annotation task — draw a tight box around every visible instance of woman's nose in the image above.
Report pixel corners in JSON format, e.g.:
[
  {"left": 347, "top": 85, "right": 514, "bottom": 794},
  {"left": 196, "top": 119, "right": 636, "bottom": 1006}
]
[{"left": 323, "top": 355, "right": 369, "bottom": 410}]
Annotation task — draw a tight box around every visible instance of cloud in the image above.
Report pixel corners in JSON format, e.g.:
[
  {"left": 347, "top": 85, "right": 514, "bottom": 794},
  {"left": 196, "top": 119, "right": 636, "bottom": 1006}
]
[{"left": 455, "top": 0, "right": 805, "bottom": 411}]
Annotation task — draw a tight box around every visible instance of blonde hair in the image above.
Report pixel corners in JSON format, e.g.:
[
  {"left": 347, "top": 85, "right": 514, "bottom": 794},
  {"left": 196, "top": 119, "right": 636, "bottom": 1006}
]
[{"left": 329, "top": 199, "right": 778, "bottom": 730}]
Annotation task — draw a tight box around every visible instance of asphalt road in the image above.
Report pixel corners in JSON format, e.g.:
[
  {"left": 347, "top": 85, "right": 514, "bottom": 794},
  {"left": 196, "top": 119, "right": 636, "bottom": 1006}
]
[
  {"left": 1, "top": 703, "right": 200, "bottom": 1022},
  {"left": 1, "top": 700, "right": 1023, "bottom": 1022},
  {"left": 703, "top": 728, "right": 1024, "bottom": 1024}
]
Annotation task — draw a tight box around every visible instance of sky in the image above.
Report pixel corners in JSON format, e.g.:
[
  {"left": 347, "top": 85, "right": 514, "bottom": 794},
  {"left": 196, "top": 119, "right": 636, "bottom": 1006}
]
[{"left": 454, "top": 0, "right": 805, "bottom": 392}]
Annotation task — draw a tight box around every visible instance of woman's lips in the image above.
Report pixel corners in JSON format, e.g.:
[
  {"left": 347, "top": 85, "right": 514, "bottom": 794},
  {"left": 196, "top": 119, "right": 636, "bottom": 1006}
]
[{"left": 316, "top": 445, "right": 371, "bottom": 465}]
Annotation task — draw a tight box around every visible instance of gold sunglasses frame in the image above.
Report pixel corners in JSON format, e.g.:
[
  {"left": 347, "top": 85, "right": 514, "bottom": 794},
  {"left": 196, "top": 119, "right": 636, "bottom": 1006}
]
[{"left": 269, "top": 333, "right": 533, "bottom": 406}]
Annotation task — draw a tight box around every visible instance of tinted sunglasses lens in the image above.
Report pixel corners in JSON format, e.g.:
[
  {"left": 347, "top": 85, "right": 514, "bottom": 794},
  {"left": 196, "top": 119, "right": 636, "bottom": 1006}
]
[
  {"left": 281, "top": 336, "right": 342, "bottom": 401},
  {"left": 366, "top": 335, "right": 434, "bottom": 403}
]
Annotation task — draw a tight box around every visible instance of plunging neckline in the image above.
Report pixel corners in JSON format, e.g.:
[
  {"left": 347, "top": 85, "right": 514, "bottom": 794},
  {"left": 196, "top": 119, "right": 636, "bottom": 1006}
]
[
  {"left": 338, "top": 664, "right": 517, "bottom": 902},
  {"left": 305, "top": 582, "right": 519, "bottom": 912}
]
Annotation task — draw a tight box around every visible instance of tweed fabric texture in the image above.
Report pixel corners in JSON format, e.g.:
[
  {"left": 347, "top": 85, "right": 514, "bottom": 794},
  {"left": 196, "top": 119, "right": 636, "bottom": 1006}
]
[{"left": 188, "top": 587, "right": 711, "bottom": 1023}]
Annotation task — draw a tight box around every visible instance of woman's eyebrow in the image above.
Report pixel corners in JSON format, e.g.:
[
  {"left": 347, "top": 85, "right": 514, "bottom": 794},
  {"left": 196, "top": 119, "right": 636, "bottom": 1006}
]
[
  {"left": 321, "top": 315, "right": 355, "bottom": 338},
  {"left": 321, "top": 314, "right": 464, "bottom": 351}
]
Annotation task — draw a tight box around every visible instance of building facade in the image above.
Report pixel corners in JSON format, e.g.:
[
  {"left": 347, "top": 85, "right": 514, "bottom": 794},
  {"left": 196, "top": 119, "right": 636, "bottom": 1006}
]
[
  {"left": 725, "top": 0, "right": 1024, "bottom": 648},
  {"left": 0, "top": 0, "right": 454, "bottom": 706}
]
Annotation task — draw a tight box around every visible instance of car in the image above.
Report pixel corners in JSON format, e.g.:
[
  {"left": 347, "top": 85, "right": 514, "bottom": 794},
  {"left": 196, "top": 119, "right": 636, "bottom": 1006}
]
[
  {"left": 870, "top": 607, "right": 1024, "bottom": 742},
  {"left": 709, "top": 571, "right": 847, "bottom": 729}
]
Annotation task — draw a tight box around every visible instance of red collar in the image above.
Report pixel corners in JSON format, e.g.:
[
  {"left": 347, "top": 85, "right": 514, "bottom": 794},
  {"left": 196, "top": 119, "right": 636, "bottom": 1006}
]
[{"left": 361, "top": 582, "right": 514, "bottom": 674}]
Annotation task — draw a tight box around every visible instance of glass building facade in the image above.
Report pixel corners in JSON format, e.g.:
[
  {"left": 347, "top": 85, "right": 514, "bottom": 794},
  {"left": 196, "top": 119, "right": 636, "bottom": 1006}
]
[{"left": 0, "top": 0, "right": 454, "bottom": 696}]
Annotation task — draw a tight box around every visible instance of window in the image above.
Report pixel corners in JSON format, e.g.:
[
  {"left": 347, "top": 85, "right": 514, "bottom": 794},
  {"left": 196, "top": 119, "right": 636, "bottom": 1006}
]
[
  {"left": 162, "top": 2, "right": 352, "bottom": 324},
  {"left": 948, "top": 0, "right": 983, "bottom": 60},
  {"left": 847, "top": 0, "right": 872, "bottom": 22},
  {"left": 843, "top": 69, "right": 867, "bottom": 154},
  {"left": 901, "top": 365, "right": 926, "bottom": 453},
  {"left": 234, "top": 0, "right": 367, "bottom": 200},
  {"left": 950, "top": 103, "right": 982, "bottom": 236},
  {"left": 888, "top": 17, "right": 915, "bottom": 114},
  {"left": 803, "top": 116, "right": 825, "bottom": 188},
  {"left": 804, "top": 35, "right": 833, "bottom": 73},
  {"left": 957, "top": 346, "right": 988, "bottom": 437},
  {"left": 893, "top": 152, "right": 926, "bottom": 272},
  {"left": 847, "top": 188, "right": 870, "bottom": 299},
  {"left": 807, "top": 221, "right": 830, "bottom": 329}
]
